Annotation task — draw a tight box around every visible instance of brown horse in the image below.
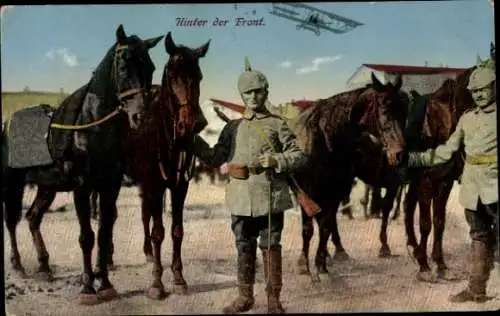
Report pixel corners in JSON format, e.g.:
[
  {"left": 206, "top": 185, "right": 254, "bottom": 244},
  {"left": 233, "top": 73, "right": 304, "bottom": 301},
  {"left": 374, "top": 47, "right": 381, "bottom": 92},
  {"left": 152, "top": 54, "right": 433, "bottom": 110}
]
[
  {"left": 404, "top": 67, "right": 477, "bottom": 282},
  {"left": 123, "top": 32, "right": 210, "bottom": 299},
  {"left": 292, "top": 73, "right": 408, "bottom": 275},
  {"left": 361, "top": 183, "right": 406, "bottom": 220}
]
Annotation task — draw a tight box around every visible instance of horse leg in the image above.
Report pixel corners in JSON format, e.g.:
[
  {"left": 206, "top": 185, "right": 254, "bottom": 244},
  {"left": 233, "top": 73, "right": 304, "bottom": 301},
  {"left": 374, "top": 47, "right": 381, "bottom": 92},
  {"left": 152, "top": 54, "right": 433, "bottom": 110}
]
[
  {"left": 4, "top": 169, "right": 27, "bottom": 277},
  {"left": 170, "top": 180, "right": 189, "bottom": 294},
  {"left": 315, "top": 210, "right": 331, "bottom": 274},
  {"left": 298, "top": 208, "right": 314, "bottom": 275},
  {"left": 432, "top": 180, "right": 454, "bottom": 280},
  {"left": 330, "top": 199, "right": 349, "bottom": 261},
  {"left": 414, "top": 185, "right": 434, "bottom": 282},
  {"left": 361, "top": 185, "right": 370, "bottom": 220},
  {"left": 25, "top": 187, "right": 56, "bottom": 281},
  {"left": 143, "top": 184, "right": 168, "bottom": 300},
  {"left": 369, "top": 187, "right": 382, "bottom": 218},
  {"left": 142, "top": 205, "right": 154, "bottom": 262},
  {"left": 391, "top": 185, "right": 403, "bottom": 221},
  {"left": 404, "top": 181, "right": 419, "bottom": 250},
  {"left": 90, "top": 190, "right": 98, "bottom": 221},
  {"left": 379, "top": 186, "right": 397, "bottom": 258},
  {"left": 93, "top": 184, "right": 120, "bottom": 302},
  {"left": 73, "top": 184, "right": 99, "bottom": 305}
]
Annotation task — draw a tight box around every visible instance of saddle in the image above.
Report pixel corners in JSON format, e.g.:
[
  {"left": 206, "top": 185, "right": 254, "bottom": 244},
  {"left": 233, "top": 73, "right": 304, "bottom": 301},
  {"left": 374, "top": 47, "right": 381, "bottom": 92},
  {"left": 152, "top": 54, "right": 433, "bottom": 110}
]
[
  {"left": 6, "top": 84, "right": 91, "bottom": 170},
  {"left": 6, "top": 104, "right": 56, "bottom": 168}
]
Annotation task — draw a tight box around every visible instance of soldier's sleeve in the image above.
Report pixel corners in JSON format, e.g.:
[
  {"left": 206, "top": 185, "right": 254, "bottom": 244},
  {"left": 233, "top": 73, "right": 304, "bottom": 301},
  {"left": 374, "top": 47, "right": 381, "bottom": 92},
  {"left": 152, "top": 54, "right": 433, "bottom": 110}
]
[
  {"left": 192, "top": 119, "right": 237, "bottom": 168},
  {"left": 273, "top": 120, "right": 308, "bottom": 173},
  {"left": 408, "top": 114, "right": 465, "bottom": 167}
]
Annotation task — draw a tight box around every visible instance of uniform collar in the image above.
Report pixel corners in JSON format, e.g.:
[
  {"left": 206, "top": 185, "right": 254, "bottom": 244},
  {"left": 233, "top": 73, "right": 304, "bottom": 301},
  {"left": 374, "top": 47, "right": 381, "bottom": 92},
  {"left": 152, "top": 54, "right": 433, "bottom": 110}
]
[
  {"left": 474, "top": 102, "right": 496, "bottom": 114},
  {"left": 242, "top": 107, "right": 272, "bottom": 120}
]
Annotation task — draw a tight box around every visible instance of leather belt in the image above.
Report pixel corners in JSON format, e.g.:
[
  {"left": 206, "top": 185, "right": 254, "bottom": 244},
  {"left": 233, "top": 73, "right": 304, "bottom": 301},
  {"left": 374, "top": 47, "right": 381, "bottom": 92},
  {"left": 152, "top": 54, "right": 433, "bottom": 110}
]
[
  {"left": 227, "top": 163, "right": 265, "bottom": 180},
  {"left": 465, "top": 155, "right": 498, "bottom": 165}
]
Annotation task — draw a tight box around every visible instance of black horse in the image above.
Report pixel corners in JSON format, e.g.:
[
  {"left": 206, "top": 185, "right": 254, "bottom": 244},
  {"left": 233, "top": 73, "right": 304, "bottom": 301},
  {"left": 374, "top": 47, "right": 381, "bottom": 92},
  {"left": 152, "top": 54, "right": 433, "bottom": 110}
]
[{"left": 2, "top": 25, "right": 162, "bottom": 305}]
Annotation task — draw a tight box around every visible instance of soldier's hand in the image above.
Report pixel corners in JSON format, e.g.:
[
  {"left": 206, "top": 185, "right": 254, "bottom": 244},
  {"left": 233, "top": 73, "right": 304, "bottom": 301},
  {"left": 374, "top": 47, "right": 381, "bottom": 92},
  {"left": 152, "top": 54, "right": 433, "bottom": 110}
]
[{"left": 258, "top": 154, "right": 278, "bottom": 168}]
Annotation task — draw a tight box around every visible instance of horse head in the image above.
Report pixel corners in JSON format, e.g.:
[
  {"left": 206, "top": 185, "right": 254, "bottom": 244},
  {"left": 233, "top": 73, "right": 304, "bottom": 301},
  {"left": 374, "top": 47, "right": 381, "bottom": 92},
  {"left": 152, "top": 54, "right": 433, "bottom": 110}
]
[
  {"left": 162, "top": 32, "right": 210, "bottom": 138},
  {"left": 108, "top": 24, "right": 162, "bottom": 130},
  {"left": 352, "top": 72, "right": 407, "bottom": 167}
]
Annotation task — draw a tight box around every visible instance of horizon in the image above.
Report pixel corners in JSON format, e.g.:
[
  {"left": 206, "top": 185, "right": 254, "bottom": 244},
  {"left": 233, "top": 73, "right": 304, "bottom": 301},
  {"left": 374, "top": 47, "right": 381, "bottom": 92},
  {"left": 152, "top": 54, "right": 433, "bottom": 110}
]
[{"left": 1, "top": 2, "right": 495, "bottom": 104}]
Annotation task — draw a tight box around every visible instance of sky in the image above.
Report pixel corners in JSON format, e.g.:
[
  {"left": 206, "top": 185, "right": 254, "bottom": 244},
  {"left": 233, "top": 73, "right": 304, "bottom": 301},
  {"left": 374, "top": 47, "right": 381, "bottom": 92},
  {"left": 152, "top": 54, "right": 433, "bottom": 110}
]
[{"left": 1, "top": 1, "right": 495, "bottom": 105}]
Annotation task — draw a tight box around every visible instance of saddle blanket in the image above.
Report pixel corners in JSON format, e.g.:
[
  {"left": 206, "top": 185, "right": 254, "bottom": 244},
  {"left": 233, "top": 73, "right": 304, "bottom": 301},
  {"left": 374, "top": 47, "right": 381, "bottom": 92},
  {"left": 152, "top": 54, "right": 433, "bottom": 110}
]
[{"left": 7, "top": 104, "right": 55, "bottom": 168}]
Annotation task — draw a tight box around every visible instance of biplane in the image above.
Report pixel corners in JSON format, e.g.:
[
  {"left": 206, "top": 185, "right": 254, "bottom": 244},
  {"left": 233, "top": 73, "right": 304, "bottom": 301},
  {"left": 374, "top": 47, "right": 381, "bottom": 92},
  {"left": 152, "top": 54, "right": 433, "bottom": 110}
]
[
  {"left": 209, "top": 98, "right": 315, "bottom": 120},
  {"left": 269, "top": 2, "right": 363, "bottom": 36}
]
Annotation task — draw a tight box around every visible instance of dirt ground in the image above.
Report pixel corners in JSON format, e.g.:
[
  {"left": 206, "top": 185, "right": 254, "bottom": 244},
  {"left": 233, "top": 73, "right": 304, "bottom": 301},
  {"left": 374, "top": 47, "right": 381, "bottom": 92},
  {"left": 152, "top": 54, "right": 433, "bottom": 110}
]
[{"left": 4, "top": 178, "right": 500, "bottom": 315}]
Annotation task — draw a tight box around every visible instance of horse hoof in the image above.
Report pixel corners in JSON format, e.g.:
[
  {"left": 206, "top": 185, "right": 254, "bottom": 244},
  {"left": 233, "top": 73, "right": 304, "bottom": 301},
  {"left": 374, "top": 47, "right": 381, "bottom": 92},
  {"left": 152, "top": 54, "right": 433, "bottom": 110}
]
[
  {"left": 78, "top": 293, "right": 101, "bottom": 305},
  {"left": 416, "top": 271, "right": 437, "bottom": 283},
  {"left": 145, "top": 255, "right": 154, "bottom": 263},
  {"left": 378, "top": 246, "right": 392, "bottom": 258},
  {"left": 173, "top": 283, "right": 188, "bottom": 295},
  {"left": 316, "top": 265, "right": 328, "bottom": 274},
  {"left": 36, "top": 270, "right": 54, "bottom": 282},
  {"left": 147, "top": 286, "right": 168, "bottom": 300},
  {"left": 333, "top": 251, "right": 350, "bottom": 261},
  {"left": 437, "top": 269, "right": 460, "bottom": 282},
  {"left": 298, "top": 264, "right": 310, "bottom": 275},
  {"left": 13, "top": 268, "right": 28, "bottom": 279},
  {"left": 97, "top": 288, "right": 119, "bottom": 301}
]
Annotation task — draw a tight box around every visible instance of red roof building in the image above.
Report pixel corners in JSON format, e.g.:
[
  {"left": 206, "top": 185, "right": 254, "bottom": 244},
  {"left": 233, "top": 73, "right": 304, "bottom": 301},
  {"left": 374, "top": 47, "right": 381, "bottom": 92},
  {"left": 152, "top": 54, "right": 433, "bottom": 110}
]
[{"left": 346, "top": 63, "right": 469, "bottom": 94}]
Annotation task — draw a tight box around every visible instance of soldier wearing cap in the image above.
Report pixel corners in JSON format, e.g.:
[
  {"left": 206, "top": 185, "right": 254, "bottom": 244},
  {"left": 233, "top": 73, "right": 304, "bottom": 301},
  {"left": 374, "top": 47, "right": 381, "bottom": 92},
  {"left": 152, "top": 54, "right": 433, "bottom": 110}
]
[
  {"left": 404, "top": 58, "right": 498, "bottom": 302},
  {"left": 191, "top": 58, "right": 307, "bottom": 313}
]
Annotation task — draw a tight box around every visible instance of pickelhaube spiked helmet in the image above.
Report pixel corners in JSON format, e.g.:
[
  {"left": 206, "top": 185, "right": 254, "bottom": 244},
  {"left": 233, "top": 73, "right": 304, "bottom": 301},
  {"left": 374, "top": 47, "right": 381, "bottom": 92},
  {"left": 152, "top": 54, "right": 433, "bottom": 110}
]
[
  {"left": 467, "top": 66, "right": 496, "bottom": 91},
  {"left": 237, "top": 57, "right": 269, "bottom": 93}
]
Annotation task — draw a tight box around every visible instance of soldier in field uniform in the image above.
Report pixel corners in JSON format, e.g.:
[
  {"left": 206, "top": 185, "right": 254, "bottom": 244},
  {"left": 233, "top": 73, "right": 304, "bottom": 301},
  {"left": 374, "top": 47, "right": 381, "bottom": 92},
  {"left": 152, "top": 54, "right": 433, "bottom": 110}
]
[
  {"left": 405, "top": 61, "right": 498, "bottom": 302},
  {"left": 191, "top": 58, "right": 307, "bottom": 314}
]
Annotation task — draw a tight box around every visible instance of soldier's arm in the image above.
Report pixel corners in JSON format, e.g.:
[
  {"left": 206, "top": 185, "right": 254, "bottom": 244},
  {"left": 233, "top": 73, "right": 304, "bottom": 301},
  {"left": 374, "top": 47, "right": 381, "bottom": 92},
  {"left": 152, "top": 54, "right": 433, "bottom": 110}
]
[
  {"left": 273, "top": 120, "right": 308, "bottom": 173},
  {"left": 408, "top": 115, "right": 465, "bottom": 167},
  {"left": 192, "top": 120, "right": 237, "bottom": 168}
]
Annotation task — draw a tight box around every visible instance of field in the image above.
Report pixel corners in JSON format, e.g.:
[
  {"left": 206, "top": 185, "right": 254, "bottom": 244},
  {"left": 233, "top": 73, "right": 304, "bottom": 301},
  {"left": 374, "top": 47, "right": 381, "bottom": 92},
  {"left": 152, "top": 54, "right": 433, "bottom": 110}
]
[
  {"left": 4, "top": 178, "right": 500, "bottom": 315},
  {"left": 2, "top": 91, "right": 67, "bottom": 122}
]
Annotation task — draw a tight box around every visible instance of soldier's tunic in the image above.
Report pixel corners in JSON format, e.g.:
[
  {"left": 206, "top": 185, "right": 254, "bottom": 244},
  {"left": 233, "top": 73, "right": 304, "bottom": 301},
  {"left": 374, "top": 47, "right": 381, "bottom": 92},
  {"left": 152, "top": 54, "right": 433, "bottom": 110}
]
[
  {"left": 408, "top": 103, "right": 498, "bottom": 211},
  {"left": 193, "top": 109, "right": 307, "bottom": 250}
]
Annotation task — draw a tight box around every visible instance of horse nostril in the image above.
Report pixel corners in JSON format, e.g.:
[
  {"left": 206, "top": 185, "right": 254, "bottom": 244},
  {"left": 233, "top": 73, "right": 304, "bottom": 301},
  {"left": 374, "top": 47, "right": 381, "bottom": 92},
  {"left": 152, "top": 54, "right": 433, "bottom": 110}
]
[{"left": 132, "top": 113, "right": 143, "bottom": 125}]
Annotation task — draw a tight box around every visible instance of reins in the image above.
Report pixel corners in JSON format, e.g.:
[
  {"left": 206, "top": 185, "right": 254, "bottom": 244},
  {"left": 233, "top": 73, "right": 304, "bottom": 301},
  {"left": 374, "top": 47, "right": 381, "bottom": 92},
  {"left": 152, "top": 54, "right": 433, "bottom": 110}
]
[{"left": 50, "top": 44, "right": 144, "bottom": 130}]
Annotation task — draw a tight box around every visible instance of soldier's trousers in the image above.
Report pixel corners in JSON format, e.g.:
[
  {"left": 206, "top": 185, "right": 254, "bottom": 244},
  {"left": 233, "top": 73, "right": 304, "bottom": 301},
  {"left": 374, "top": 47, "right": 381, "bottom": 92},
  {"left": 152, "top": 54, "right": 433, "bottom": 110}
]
[
  {"left": 465, "top": 200, "right": 499, "bottom": 262},
  {"left": 231, "top": 213, "right": 285, "bottom": 255}
]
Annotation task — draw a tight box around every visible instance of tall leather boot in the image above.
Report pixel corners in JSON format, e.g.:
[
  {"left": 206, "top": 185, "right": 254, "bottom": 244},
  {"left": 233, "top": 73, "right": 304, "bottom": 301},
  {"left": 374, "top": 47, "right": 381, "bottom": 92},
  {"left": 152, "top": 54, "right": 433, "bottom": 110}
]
[
  {"left": 263, "top": 248, "right": 285, "bottom": 314},
  {"left": 449, "top": 240, "right": 490, "bottom": 303},
  {"left": 222, "top": 249, "right": 256, "bottom": 314}
]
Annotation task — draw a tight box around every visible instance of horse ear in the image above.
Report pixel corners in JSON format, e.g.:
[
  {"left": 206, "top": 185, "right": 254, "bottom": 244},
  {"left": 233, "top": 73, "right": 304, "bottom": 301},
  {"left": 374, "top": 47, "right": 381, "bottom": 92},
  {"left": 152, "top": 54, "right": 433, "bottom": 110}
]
[
  {"left": 370, "top": 72, "right": 384, "bottom": 90},
  {"left": 393, "top": 74, "right": 403, "bottom": 90},
  {"left": 116, "top": 24, "right": 127, "bottom": 44},
  {"left": 164, "top": 32, "right": 177, "bottom": 55},
  {"left": 145, "top": 35, "right": 163, "bottom": 50},
  {"left": 195, "top": 39, "right": 211, "bottom": 58}
]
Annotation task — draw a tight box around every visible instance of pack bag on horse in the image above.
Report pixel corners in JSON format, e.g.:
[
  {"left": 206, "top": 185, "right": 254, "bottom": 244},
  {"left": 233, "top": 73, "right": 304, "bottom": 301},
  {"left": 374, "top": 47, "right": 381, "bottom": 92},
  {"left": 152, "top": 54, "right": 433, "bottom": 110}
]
[
  {"left": 403, "top": 47, "right": 497, "bottom": 302},
  {"left": 2, "top": 24, "right": 163, "bottom": 306},
  {"left": 190, "top": 57, "right": 309, "bottom": 314},
  {"left": 121, "top": 32, "right": 210, "bottom": 300},
  {"left": 289, "top": 72, "right": 408, "bottom": 278}
]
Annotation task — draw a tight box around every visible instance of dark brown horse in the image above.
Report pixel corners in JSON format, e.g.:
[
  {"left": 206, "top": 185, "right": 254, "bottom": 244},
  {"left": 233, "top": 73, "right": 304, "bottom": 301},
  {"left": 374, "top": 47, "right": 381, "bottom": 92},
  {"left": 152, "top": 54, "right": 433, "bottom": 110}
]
[
  {"left": 404, "top": 67, "right": 477, "bottom": 282},
  {"left": 2, "top": 25, "right": 162, "bottom": 305},
  {"left": 123, "top": 32, "right": 210, "bottom": 299},
  {"left": 361, "top": 182, "right": 406, "bottom": 220},
  {"left": 292, "top": 73, "right": 408, "bottom": 275}
]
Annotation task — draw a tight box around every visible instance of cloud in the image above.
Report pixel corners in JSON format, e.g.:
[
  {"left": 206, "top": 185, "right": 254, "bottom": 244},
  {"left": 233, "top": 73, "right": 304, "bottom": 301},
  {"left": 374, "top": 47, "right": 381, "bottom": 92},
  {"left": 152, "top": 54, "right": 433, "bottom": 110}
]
[
  {"left": 279, "top": 60, "right": 293, "bottom": 69},
  {"left": 45, "top": 48, "right": 79, "bottom": 67},
  {"left": 296, "top": 55, "right": 342, "bottom": 75}
]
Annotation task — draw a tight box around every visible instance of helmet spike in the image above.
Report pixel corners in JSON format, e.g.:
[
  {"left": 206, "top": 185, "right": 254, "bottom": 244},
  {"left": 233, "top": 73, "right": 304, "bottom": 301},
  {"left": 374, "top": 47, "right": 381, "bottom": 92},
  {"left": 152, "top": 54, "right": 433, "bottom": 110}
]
[{"left": 244, "top": 56, "right": 252, "bottom": 71}]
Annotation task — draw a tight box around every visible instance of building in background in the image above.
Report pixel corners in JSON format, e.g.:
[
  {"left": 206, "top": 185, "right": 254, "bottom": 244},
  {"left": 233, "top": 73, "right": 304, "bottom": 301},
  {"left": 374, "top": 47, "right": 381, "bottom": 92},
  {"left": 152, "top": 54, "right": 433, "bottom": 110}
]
[{"left": 346, "top": 63, "right": 468, "bottom": 94}]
